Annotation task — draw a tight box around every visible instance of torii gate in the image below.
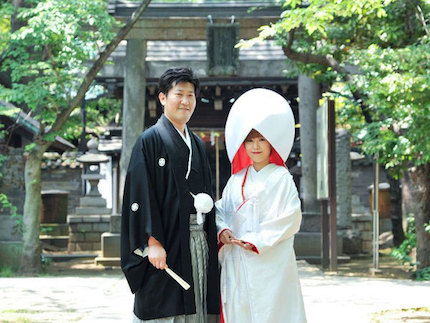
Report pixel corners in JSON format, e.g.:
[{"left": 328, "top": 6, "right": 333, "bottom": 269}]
[{"left": 107, "top": 0, "right": 285, "bottom": 196}]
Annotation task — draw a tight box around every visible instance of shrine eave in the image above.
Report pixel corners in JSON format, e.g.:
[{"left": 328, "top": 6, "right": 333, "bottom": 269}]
[
  {"left": 96, "top": 76, "right": 297, "bottom": 89},
  {"left": 108, "top": 1, "right": 283, "bottom": 19}
]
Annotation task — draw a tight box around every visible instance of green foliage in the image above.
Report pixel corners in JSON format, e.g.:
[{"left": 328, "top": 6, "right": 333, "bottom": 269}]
[
  {"left": 62, "top": 97, "right": 122, "bottom": 142},
  {"left": 0, "top": 193, "right": 22, "bottom": 233},
  {"left": 390, "top": 215, "right": 430, "bottom": 280},
  {"left": 24, "top": 142, "right": 36, "bottom": 152},
  {"left": 40, "top": 254, "right": 51, "bottom": 273},
  {"left": 0, "top": 266, "right": 16, "bottom": 277},
  {"left": 0, "top": 1, "right": 13, "bottom": 53},
  {"left": 0, "top": 151, "right": 5, "bottom": 173},
  {"left": 0, "top": 0, "right": 120, "bottom": 138},
  {"left": 339, "top": 40, "right": 430, "bottom": 174},
  {"left": 425, "top": 222, "right": 430, "bottom": 234},
  {"left": 0, "top": 102, "right": 20, "bottom": 117},
  {"left": 391, "top": 215, "right": 416, "bottom": 266},
  {"left": 252, "top": 0, "right": 430, "bottom": 176},
  {"left": 39, "top": 225, "right": 52, "bottom": 235},
  {"left": 415, "top": 266, "right": 430, "bottom": 281}
]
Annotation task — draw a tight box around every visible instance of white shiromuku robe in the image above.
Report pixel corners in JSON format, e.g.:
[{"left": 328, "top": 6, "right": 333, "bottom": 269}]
[{"left": 215, "top": 163, "right": 307, "bottom": 323}]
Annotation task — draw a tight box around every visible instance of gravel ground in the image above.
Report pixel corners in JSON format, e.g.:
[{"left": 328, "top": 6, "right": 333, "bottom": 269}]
[{"left": 0, "top": 258, "right": 429, "bottom": 323}]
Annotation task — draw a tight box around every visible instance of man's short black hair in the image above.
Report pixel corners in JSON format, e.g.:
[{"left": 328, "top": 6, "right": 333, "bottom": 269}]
[{"left": 158, "top": 67, "right": 200, "bottom": 97}]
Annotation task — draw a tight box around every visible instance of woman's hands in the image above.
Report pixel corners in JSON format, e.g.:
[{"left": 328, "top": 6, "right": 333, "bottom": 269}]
[
  {"left": 219, "top": 229, "right": 235, "bottom": 245},
  {"left": 220, "top": 229, "right": 254, "bottom": 250},
  {"left": 148, "top": 236, "right": 167, "bottom": 269}
]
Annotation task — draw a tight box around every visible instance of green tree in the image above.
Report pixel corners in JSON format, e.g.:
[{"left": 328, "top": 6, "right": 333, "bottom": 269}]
[
  {"left": 0, "top": 0, "right": 151, "bottom": 275},
  {"left": 61, "top": 96, "right": 122, "bottom": 145},
  {"left": 250, "top": 0, "right": 429, "bottom": 269},
  {"left": 0, "top": 1, "right": 11, "bottom": 52}
]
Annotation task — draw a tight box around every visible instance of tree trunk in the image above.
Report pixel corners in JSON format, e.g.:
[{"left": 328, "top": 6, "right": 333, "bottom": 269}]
[
  {"left": 16, "top": 0, "right": 152, "bottom": 274},
  {"left": 20, "top": 145, "right": 46, "bottom": 275},
  {"left": 11, "top": 0, "right": 27, "bottom": 33},
  {"left": 408, "top": 163, "right": 430, "bottom": 269},
  {"left": 387, "top": 174, "right": 405, "bottom": 247}
]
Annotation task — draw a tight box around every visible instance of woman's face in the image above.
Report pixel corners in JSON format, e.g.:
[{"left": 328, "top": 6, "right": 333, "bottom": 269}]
[{"left": 244, "top": 129, "right": 271, "bottom": 170}]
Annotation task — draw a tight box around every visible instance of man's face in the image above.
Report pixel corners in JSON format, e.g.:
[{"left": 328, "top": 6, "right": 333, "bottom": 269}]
[{"left": 159, "top": 81, "right": 196, "bottom": 128}]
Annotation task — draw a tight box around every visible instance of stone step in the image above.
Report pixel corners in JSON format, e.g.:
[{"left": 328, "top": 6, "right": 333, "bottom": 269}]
[
  {"left": 40, "top": 223, "right": 68, "bottom": 236},
  {"left": 94, "top": 256, "right": 120, "bottom": 267},
  {"left": 101, "top": 232, "right": 120, "bottom": 258},
  {"left": 296, "top": 255, "right": 351, "bottom": 265},
  {"left": 40, "top": 235, "right": 69, "bottom": 250},
  {"left": 67, "top": 214, "right": 111, "bottom": 223},
  {"left": 79, "top": 196, "right": 107, "bottom": 208},
  {"left": 75, "top": 207, "right": 112, "bottom": 215},
  {"left": 294, "top": 232, "right": 343, "bottom": 259},
  {"left": 42, "top": 251, "right": 98, "bottom": 262}
]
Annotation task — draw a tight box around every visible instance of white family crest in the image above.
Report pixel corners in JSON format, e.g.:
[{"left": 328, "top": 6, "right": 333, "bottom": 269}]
[
  {"left": 131, "top": 203, "right": 139, "bottom": 212},
  {"left": 158, "top": 158, "right": 166, "bottom": 167}
]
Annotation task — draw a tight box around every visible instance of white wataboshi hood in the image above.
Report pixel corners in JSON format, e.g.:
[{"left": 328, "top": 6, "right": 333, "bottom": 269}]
[{"left": 225, "top": 88, "right": 296, "bottom": 174}]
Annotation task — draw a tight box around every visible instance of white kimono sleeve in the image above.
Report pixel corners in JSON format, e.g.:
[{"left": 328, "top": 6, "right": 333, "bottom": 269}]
[
  {"left": 215, "top": 177, "right": 234, "bottom": 242},
  {"left": 240, "top": 173, "right": 302, "bottom": 255}
]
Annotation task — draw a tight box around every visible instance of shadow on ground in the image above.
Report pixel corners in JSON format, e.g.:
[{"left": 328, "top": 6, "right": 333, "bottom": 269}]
[
  {"left": 44, "top": 258, "right": 122, "bottom": 277},
  {"left": 323, "top": 249, "right": 413, "bottom": 280},
  {"left": 42, "top": 247, "right": 412, "bottom": 279}
]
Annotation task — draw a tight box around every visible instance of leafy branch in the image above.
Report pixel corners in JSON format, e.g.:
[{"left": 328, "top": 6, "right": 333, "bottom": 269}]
[{"left": 47, "top": 0, "right": 152, "bottom": 137}]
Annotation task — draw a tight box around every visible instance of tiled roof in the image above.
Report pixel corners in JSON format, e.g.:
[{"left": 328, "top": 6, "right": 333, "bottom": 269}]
[
  {"left": 42, "top": 152, "right": 82, "bottom": 169},
  {"left": 108, "top": 39, "right": 285, "bottom": 62},
  {"left": 145, "top": 40, "right": 285, "bottom": 61}
]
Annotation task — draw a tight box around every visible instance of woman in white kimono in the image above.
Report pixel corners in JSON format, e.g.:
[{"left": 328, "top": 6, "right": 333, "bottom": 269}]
[{"left": 215, "top": 88, "right": 307, "bottom": 323}]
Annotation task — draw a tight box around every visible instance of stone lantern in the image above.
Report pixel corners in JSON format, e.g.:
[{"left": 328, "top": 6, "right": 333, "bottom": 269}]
[
  {"left": 67, "top": 138, "right": 112, "bottom": 252},
  {"left": 77, "top": 138, "right": 110, "bottom": 205},
  {"left": 75, "top": 138, "right": 121, "bottom": 265}
]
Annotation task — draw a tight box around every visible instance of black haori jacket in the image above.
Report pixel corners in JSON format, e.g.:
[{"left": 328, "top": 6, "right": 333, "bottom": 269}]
[{"left": 121, "top": 114, "right": 220, "bottom": 320}]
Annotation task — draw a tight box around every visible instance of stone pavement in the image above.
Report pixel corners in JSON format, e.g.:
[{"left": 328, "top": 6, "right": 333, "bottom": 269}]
[{"left": 0, "top": 261, "right": 429, "bottom": 323}]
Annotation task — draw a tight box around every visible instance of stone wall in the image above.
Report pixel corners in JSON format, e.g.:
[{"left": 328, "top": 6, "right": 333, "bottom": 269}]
[
  {"left": 1, "top": 148, "right": 111, "bottom": 255},
  {"left": 0, "top": 147, "right": 25, "bottom": 215},
  {"left": 0, "top": 147, "right": 25, "bottom": 269},
  {"left": 0, "top": 148, "right": 83, "bottom": 222},
  {"left": 41, "top": 161, "right": 82, "bottom": 216},
  {"left": 67, "top": 215, "right": 110, "bottom": 251},
  {"left": 351, "top": 214, "right": 373, "bottom": 253}
]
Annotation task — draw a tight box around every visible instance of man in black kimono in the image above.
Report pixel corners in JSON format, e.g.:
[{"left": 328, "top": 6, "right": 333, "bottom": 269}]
[{"left": 121, "top": 67, "right": 220, "bottom": 322}]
